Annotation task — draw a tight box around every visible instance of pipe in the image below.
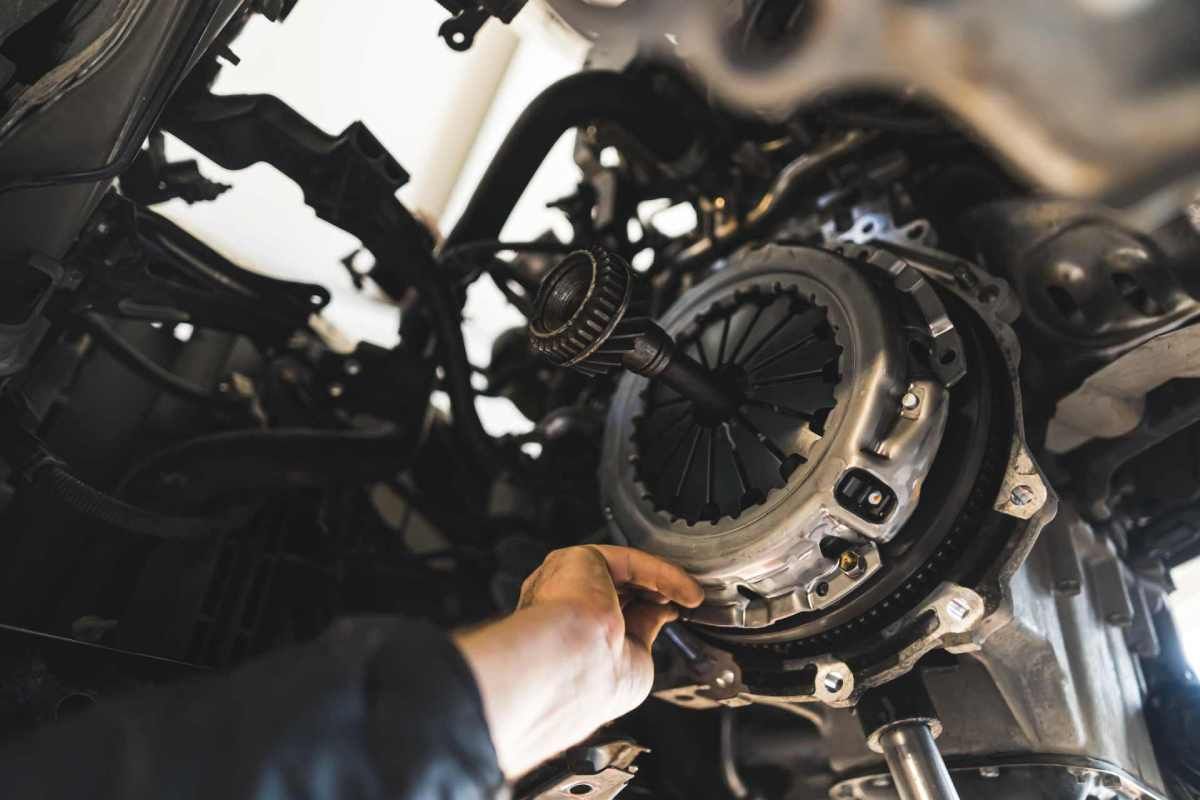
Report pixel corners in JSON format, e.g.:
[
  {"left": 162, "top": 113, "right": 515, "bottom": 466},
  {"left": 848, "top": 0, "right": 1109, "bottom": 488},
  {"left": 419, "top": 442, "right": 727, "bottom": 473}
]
[
  {"left": 876, "top": 722, "right": 961, "bottom": 800},
  {"left": 674, "top": 129, "right": 874, "bottom": 273},
  {"left": 445, "top": 70, "right": 696, "bottom": 248}
]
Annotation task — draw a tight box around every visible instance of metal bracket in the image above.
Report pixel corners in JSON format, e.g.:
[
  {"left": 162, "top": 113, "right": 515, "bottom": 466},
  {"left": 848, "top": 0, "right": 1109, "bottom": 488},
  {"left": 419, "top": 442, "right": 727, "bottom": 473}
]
[{"left": 434, "top": 0, "right": 528, "bottom": 51}]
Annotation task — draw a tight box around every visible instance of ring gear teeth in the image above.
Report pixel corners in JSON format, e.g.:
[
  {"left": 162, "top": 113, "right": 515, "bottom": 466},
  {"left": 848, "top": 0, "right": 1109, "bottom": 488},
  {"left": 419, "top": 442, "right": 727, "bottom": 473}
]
[{"left": 528, "top": 247, "right": 636, "bottom": 374}]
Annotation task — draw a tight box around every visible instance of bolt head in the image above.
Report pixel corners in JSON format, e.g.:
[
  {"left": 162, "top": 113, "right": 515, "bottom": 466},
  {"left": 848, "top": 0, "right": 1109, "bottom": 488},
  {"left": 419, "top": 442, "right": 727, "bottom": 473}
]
[
  {"left": 980, "top": 766, "right": 1000, "bottom": 779},
  {"left": 838, "top": 550, "right": 864, "bottom": 577},
  {"left": 1010, "top": 484, "right": 1035, "bottom": 506},
  {"left": 901, "top": 391, "right": 920, "bottom": 410},
  {"left": 866, "top": 489, "right": 885, "bottom": 506},
  {"left": 822, "top": 672, "right": 845, "bottom": 693},
  {"left": 714, "top": 669, "right": 736, "bottom": 689}
]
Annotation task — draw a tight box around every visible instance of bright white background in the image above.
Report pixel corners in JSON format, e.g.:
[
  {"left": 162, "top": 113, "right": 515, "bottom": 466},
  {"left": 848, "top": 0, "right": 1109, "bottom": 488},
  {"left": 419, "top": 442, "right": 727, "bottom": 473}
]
[{"left": 159, "top": 3, "right": 1200, "bottom": 670}]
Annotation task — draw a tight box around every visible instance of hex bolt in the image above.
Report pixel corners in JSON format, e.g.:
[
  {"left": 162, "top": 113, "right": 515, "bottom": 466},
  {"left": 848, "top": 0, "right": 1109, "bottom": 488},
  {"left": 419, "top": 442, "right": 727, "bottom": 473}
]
[
  {"left": 1009, "top": 484, "right": 1036, "bottom": 506},
  {"left": 823, "top": 672, "right": 845, "bottom": 694},
  {"left": 945, "top": 597, "right": 972, "bottom": 622},
  {"left": 838, "top": 550, "right": 866, "bottom": 578},
  {"left": 901, "top": 391, "right": 921, "bottom": 411},
  {"left": 979, "top": 766, "right": 1000, "bottom": 779},
  {"left": 867, "top": 489, "right": 885, "bottom": 506}
]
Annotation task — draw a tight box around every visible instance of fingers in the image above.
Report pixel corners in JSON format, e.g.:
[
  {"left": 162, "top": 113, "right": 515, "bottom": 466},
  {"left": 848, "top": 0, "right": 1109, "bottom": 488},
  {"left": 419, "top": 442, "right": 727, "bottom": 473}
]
[
  {"left": 585, "top": 545, "right": 705, "bottom": 608},
  {"left": 623, "top": 602, "right": 679, "bottom": 651}
]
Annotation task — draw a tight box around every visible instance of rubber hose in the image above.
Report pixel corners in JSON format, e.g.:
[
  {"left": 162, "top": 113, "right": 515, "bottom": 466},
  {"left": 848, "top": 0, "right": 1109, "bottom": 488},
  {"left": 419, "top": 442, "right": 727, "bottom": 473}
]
[
  {"left": 445, "top": 70, "right": 695, "bottom": 248},
  {"left": 32, "top": 463, "right": 241, "bottom": 540}
]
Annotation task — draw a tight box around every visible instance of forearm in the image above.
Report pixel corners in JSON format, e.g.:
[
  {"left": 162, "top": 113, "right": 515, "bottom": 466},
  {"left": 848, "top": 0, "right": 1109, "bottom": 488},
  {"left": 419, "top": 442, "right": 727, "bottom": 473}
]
[
  {"left": 454, "top": 603, "right": 627, "bottom": 779},
  {"left": 0, "top": 618, "right": 504, "bottom": 800}
]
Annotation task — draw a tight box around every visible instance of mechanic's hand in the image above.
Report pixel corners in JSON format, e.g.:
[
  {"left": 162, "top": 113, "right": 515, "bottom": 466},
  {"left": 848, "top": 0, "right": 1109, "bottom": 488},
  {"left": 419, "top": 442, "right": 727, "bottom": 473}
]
[{"left": 454, "top": 545, "right": 703, "bottom": 779}]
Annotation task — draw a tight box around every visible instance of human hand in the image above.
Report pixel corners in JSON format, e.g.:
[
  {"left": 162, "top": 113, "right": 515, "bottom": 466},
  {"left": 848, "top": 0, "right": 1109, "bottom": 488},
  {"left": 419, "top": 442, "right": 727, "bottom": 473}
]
[{"left": 454, "top": 545, "right": 703, "bottom": 779}]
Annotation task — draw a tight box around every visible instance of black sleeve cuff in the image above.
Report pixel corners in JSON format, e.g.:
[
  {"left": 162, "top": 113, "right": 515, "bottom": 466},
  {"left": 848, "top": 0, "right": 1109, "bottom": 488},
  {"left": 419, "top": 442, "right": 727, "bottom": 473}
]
[{"left": 364, "top": 619, "right": 507, "bottom": 800}]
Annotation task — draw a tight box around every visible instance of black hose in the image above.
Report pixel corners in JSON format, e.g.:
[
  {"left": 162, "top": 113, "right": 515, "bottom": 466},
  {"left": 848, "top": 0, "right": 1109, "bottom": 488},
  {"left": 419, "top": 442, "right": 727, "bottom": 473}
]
[
  {"left": 31, "top": 462, "right": 245, "bottom": 540},
  {"left": 77, "top": 313, "right": 244, "bottom": 414},
  {"left": 445, "top": 70, "right": 696, "bottom": 249}
]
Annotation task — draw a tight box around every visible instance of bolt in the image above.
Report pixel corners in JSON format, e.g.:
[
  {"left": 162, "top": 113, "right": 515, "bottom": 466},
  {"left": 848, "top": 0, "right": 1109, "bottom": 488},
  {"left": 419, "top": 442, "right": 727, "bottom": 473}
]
[
  {"left": 328, "top": 383, "right": 345, "bottom": 398},
  {"left": 979, "top": 766, "right": 1000, "bottom": 779},
  {"left": 866, "top": 489, "right": 885, "bottom": 506},
  {"left": 822, "top": 672, "right": 845, "bottom": 694},
  {"left": 1010, "top": 484, "right": 1036, "bottom": 506},
  {"left": 838, "top": 550, "right": 865, "bottom": 577},
  {"left": 901, "top": 391, "right": 920, "bottom": 410},
  {"left": 946, "top": 597, "right": 972, "bottom": 622},
  {"left": 603, "top": 505, "right": 614, "bottom": 520},
  {"left": 870, "top": 776, "right": 891, "bottom": 788},
  {"left": 344, "top": 359, "right": 362, "bottom": 376},
  {"left": 713, "top": 669, "right": 736, "bottom": 689}
]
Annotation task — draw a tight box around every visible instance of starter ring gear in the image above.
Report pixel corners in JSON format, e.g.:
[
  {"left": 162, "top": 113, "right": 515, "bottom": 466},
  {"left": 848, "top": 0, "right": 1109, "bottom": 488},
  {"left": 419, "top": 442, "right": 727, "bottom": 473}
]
[{"left": 602, "top": 244, "right": 953, "bottom": 629}]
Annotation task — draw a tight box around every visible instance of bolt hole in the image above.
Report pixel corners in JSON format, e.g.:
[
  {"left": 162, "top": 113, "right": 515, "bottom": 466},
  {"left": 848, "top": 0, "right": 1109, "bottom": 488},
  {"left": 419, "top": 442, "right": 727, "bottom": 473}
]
[
  {"left": 569, "top": 783, "right": 594, "bottom": 795},
  {"left": 906, "top": 224, "right": 925, "bottom": 240},
  {"left": 939, "top": 349, "right": 957, "bottom": 365},
  {"left": 860, "top": 221, "right": 876, "bottom": 235},
  {"left": 55, "top": 692, "right": 96, "bottom": 720}
]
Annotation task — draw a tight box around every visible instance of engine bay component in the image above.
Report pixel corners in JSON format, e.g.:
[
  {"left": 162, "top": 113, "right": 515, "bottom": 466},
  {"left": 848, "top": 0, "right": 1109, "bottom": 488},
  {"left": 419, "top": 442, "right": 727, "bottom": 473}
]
[{"left": 3, "top": 2, "right": 1200, "bottom": 798}]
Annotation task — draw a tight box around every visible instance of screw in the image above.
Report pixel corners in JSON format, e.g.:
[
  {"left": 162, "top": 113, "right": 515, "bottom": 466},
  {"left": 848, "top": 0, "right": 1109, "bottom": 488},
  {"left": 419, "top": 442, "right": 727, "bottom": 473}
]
[
  {"left": 1010, "top": 484, "right": 1035, "bottom": 506},
  {"left": 838, "top": 550, "right": 865, "bottom": 577},
  {"left": 901, "top": 391, "right": 920, "bottom": 410},
  {"left": 713, "top": 669, "right": 736, "bottom": 689},
  {"left": 866, "top": 489, "right": 884, "bottom": 506},
  {"left": 822, "top": 672, "right": 845, "bottom": 694},
  {"left": 979, "top": 766, "right": 1000, "bottom": 779}
]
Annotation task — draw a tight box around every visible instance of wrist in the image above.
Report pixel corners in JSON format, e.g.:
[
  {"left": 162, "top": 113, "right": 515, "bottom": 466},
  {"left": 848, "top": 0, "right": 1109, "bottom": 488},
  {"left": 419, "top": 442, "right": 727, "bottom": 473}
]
[{"left": 454, "top": 604, "right": 619, "bottom": 779}]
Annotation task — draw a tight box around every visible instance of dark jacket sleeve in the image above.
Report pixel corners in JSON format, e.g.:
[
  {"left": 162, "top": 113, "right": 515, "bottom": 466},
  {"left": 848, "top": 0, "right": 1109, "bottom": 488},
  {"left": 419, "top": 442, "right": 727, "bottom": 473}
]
[{"left": 0, "top": 617, "right": 506, "bottom": 800}]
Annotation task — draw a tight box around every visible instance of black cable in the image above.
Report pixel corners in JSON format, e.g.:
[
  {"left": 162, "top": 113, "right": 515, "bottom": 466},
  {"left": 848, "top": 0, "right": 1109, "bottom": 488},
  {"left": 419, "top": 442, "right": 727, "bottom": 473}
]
[{"left": 76, "top": 313, "right": 245, "bottom": 414}]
